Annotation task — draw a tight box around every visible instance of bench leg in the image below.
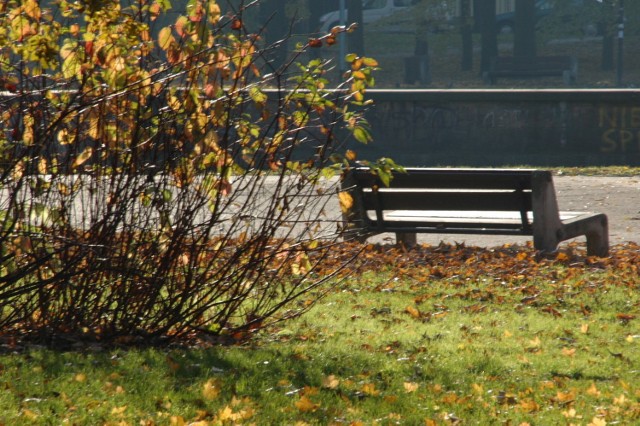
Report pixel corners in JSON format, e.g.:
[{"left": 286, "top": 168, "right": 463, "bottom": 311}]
[
  {"left": 580, "top": 215, "right": 609, "bottom": 257},
  {"left": 535, "top": 214, "right": 609, "bottom": 257},
  {"left": 396, "top": 232, "right": 417, "bottom": 247}
]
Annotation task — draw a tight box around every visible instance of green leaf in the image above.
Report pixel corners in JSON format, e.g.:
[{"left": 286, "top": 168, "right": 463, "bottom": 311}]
[
  {"left": 353, "top": 126, "right": 372, "bottom": 144},
  {"left": 249, "top": 86, "right": 267, "bottom": 104}
]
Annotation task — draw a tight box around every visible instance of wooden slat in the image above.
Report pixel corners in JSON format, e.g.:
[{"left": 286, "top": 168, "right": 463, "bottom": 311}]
[
  {"left": 380, "top": 223, "right": 529, "bottom": 235},
  {"left": 362, "top": 190, "right": 532, "bottom": 212},
  {"left": 352, "top": 168, "right": 539, "bottom": 190}
]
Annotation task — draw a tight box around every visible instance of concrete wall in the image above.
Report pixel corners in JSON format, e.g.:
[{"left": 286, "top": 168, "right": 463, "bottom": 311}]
[{"left": 352, "top": 89, "right": 640, "bottom": 167}]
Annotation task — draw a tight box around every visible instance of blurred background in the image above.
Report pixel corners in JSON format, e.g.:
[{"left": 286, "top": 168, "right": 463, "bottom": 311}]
[{"left": 219, "top": 0, "right": 639, "bottom": 89}]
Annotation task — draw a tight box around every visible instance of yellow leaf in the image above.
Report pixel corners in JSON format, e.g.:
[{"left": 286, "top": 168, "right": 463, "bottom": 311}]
[
  {"left": 338, "top": 191, "right": 353, "bottom": 213},
  {"left": 588, "top": 417, "right": 607, "bottom": 426},
  {"left": 170, "top": 416, "right": 185, "bottom": 426},
  {"left": 295, "top": 395, "right": 320, "bottom": 413},
  {"left": 158, "top": 27, "right": 174, "bottom": 50},
  {"left": 361, "top": 382, "right": 380, "bottom": 396},
  {"left": 404, "top": 382, "right": 419, "bottom": 393},
  {"left": 22, "top": 408, "right": 38, "bottom": 420},
  {"left": 72, "top": 147, "right": 93, "bottom": 169},
  {"left": 587, "top": 383, "right": 601, "bottom": 397},
  {"left": 345, "top": 149, "right": 357, "bottom": 161},
  {"left": 529, "top": 336, "right": 541, "bottom": 347},
  {"left": 74, "top": 373, "right": 86, "bottom": 382},
  {"left": 504, "top": 330, "right": 513, "bottom": 338},
  {"left": 472, "top": 383, "right": 484, "bottom": 394},
  {"left": 217, "top": 405, "right": 234, "bottom": 421},
  {"left": 613, "top": 394, "right": 627, "bottom": 406},
  {"left": 322, "top": 375, "right": 340, "bottom": 389},
  {"left": 202, "top": 379, "right": 221, "bottom": 400},
  {"left": 562, "top": 347, "right": 576, "bottom": 357},
  {"left": 581, "top": 323, "right": 590, "bottom": 334},
  {"left": 110, "top": 405, "right": 127, "bottom": 415},
  {"left": 362, "top": 57, "right": 379, "bottom": 67}
]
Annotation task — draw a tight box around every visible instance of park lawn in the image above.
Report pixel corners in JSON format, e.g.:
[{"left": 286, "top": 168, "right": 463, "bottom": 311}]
[{"left": 0, "top": 242, "right": 639, "bottom": 425}]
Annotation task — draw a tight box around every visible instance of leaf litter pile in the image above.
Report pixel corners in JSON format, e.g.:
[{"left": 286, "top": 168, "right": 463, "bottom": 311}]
[{"left": 1, "top": 241, "right": 639, "bottom": 425}]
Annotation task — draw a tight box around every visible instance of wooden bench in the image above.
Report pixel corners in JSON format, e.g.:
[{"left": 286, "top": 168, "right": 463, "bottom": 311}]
[
  {"left": 340, "top": 168, "right": 608, "bottom": 257},
  {"left": 483, "top": 55, "right": 578, "bottom": 86}
]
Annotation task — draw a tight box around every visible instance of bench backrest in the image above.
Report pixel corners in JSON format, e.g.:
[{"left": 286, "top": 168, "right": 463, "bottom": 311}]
[{"left": 343, "top": 168, "right": 561, "bottom": 234}]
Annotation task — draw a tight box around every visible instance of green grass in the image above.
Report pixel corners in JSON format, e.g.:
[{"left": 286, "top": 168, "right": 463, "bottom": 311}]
[{"left": 1, "top": 248, "right": 639, "bottom": 425}]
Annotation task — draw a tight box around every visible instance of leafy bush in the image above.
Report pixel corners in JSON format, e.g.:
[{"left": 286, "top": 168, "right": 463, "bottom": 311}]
[{"left": 0, "top": 0, "right": 381, "bottom": 345}]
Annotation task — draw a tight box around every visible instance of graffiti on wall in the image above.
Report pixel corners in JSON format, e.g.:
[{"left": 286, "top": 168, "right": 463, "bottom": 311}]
[
  {"left": 599, "top": 106, "right": 640, "bottom": 153},
  {"left": 362, "top": 93, "right": 640, "bottom": 166}
]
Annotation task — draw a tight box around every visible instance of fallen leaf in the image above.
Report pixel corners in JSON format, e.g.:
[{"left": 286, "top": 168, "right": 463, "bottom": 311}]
[
  {"left": 519, "top": 399, "right": 540, "bottom": 413},
  {"left": 403, "top": 382, "right": 419, "bottom": 393},
  {"left": 110, "top": 405, "right": 127, "bottom": 415},
  {"left": 295, "top": 395, "right": 320, "bottom": 413},
  {"left": 586, "top": 383, "right": 601, "bottom": 397},
  {"left": 203, "top": 379, "right": 221, "bottom": 400},
  {"left": 588, "top": 416, "right": 607, "bottom": 426},
  {"left": 361, "top": 382, "right": 380, "bottom": 396},
  {"left": 405, "top": 306, "right": 421, "bottom": 319},
  {"left": 170, "top": 416, "right": 185, "bottom": 426},
  {"left": 322, "top": 375, "right": 340, "bottom": 389}
]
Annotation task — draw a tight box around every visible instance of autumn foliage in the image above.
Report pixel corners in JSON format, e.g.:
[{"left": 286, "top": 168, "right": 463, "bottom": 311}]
[{"left": 0, "top": 0, "right": 381, "bottom": 345}]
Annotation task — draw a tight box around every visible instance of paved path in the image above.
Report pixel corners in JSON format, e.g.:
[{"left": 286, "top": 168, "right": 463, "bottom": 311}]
[{"left": 365, "top": 175, "right": 640, "bottom": 249}]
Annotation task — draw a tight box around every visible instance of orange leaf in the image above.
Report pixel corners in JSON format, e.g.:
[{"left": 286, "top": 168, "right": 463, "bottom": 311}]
[
  {"left": 295, "top": 395, "right": 320, "bottom": 413},
  {"left": 405, "top": 306, "right": 421, "bottom": 319},
  {"left": 72, "top": 147, "right": 93, "bottom": 169}
]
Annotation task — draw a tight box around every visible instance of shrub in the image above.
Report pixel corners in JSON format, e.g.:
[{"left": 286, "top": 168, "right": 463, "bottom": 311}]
[{"left": 0, "top": 0, "right": 384, "bottom": 345}]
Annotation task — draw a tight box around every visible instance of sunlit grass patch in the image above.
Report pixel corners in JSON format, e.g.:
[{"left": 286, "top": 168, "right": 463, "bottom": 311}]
[{"left": 0, "top": 243, "right": 639, "bottom": 424}]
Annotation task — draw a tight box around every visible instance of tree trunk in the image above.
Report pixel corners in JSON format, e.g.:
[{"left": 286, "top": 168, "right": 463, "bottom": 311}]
[
  {"left": 347, "top": 0, "right": 365, "bottom": 55},
  {"left": 260, "top": 0, "right": 289, "bottom": 70},
  {"left": 460, "top": 0, "right": 473, "bottom": 70},
  {"left": 514, "top": 0, "right": 536, "bottom": 58},
  {"left": 478, "top": 0, "right": 497, "bottom": 73}
]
